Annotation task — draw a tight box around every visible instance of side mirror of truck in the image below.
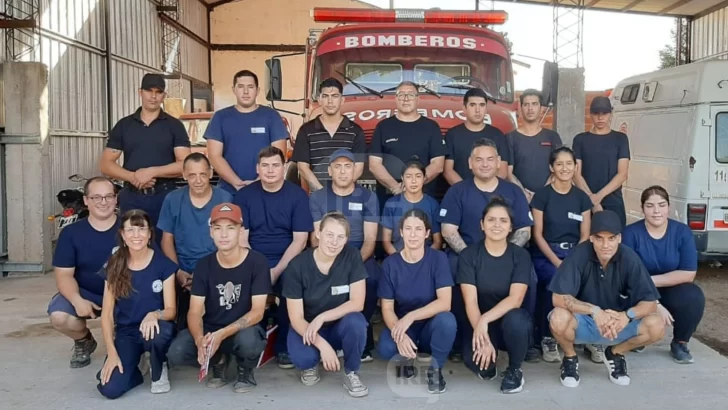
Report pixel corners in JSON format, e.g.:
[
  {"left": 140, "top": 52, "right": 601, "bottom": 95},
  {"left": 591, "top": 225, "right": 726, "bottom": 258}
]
[
  {"left": 542, "top": 61, "right": 559, "bottom": 107},
  {"left": 265, "top": 58, "right": 283, "bottom": 101}
]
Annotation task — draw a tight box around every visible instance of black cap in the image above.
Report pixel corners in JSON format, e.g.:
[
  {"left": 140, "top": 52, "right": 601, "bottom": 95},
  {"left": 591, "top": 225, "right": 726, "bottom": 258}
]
[
  {"left": 141, "top": 73, "right": 166, "bottom": 91},
  {"left": 590, "top": 96, "right": 612, "bottom": 114},
  {"left": 590, "top": 210, "right": 622, "bottom": 236}
]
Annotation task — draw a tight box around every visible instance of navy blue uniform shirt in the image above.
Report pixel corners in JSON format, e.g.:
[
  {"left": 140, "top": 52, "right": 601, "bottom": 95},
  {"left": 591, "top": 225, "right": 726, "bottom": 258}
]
[
  {"left": 622, "top": 219, "right": 698, "bottom": 275},
  {"left": 309, "top": 183, "right": 379, "bottom": 250},
  {"left": 438, "top": 178, "right": 533, "bottom": 247},
  {"left": 378, "top": 248, "right": 453, "bottom": 319},
  {"left": 234, "top": 181, "right": 314, "bottom": 268},
  {"left": 53, "top": 218, "right": 121, "bottom": 295}
]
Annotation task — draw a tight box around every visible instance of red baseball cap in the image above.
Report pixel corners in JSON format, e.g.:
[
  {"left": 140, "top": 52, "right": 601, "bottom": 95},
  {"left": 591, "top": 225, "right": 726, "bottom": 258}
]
[{"left": 209, "top": 203, "right": 243, "bottom": 225}]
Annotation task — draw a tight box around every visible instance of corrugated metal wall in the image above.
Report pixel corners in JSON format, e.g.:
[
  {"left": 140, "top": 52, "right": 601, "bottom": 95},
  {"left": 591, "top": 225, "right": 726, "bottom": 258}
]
[
  {"left": 0, "top": 0, "right": 209, "bottom": 239},
  {"left": 691, "top": 6, "right": 728, "bottom": 61}
]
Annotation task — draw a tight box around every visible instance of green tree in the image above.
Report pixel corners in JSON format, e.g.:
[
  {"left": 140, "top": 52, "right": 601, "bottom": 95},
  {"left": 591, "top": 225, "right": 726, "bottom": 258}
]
[{"left": 659, "top": 28, "right": 677, "bottom": 69}]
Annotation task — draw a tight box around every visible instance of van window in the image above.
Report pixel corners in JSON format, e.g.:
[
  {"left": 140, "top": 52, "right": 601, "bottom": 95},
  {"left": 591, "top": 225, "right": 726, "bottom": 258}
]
[
  {"left": 718, "top": 112, "right": 728, "bottom": 163},
  {"left": 620, "top": 84, "right": 640, "bottom": 104}
]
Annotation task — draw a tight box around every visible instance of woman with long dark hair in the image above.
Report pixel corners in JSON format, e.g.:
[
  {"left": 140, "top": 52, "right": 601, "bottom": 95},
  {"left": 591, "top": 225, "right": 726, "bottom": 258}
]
[
  {"left": 97, "top": 210, "right": 178, "bottom": 399},
  {"left": 457, "top": 197, "right": 532, "bottom": 394},
  {"left": 381, "top": 160, "right": 442, "bottom": 254},
  {"left": 378, "top": 208, "right": 455, "bottom": 395},
  {"left": 530, "top": 146, "right": 592, "bottom": 363},
  {"left": 622, "top": 185, "right": 705, "bottom": 363}
]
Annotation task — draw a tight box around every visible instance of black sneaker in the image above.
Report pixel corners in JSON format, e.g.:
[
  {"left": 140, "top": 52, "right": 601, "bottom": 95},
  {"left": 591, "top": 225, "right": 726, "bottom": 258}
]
[
  {"left": 427, "top": 367, "right": 447, "bottom": 394},
  {"left": 670, "top": 340, "right": 694, "bottom": 364},
  {"left": 500, "top": 367, "right": 524, "bottom": 394},
  {"left": 603, "top": 346, "right": 630, "bottom": 386},
  {"left": 361, "top": 349, "right": 374, "bottom": 363},
  {"left": 277, "top": 352, "right": 294, "bottom": 369},
  {"left": 70, "top": 331, "right": 97, "bottom": 368},
  {"left": 395, "top": 360, "right": 417, "bottom": 379},
  {"left": 477, "top": 362, "right": 498, "bottom": 380},
  {"left": 206, "top": 354, "right": 230, "bottom": 388},
  {"left": 524, "top": 346, "right": 541, "bottom": 363},
  {"left": 560, "top": 356, "right": 580, "bottom": 388},
  {"left": 233, "top": 365, "right": 257, "bottom": 393}
]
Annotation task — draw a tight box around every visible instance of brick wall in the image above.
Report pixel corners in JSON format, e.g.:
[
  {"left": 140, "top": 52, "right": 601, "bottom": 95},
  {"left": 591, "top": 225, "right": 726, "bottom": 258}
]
[{"left": 514, "top": 91, "right": 608, "bottom": 131}]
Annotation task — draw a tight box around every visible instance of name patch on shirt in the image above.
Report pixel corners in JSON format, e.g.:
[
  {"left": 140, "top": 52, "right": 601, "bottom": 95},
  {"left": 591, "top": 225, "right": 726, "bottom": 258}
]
[
  {"left": 331, "top": 285, "right": 350, "bottom": 296},
  {"left": 251, "top": 127, "right": 266, "bottom": 134},
  {"left": 540, "top": 142, "right": 552, "bottom": 146},
  {"left": 348, "top": 202, "right": 363, "bottom": 211},
  {"left": 385, "top": 138, "right": 398, "bottom": 144},
  {"left": 568, "top": 212, "right": 583, "bottom": 222}
]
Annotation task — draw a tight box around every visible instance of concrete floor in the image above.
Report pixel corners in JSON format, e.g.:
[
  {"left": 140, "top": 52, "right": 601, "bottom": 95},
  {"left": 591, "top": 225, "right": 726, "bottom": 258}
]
[{"left": 1, "top": 275, "right": 727, "bottom": 410}]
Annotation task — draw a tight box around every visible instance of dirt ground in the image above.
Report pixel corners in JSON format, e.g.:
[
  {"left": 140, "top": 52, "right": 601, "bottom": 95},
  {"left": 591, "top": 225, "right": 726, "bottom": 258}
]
[{"left": 693, "top": 263, "right": 728, "bottom": 356}]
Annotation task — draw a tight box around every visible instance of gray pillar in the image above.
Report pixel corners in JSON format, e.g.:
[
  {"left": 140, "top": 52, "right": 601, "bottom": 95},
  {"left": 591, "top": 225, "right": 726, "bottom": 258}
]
[
  {"left": 2, "top": 62, "right": 52, "bottom": 276},
  {"left": 554, "top": 67, "right": 585, "bottom": 148}
]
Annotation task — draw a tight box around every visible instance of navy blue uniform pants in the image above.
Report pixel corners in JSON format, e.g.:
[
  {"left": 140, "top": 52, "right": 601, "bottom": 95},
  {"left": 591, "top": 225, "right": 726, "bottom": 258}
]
[
  {"left": 531, "top": 243, "right": 575, "bottom": 340},
  {"left": 97, "top": 321, "right": 174, "bottom": 400},
  {"left": 378, "top": 312, "right": 457, "bottom": 369},
  {"left": 658, "top": 283, "right": 705, "bottom": 343},
  {"left": 287, "top": 312, "right": 367, "bottom": 373}
]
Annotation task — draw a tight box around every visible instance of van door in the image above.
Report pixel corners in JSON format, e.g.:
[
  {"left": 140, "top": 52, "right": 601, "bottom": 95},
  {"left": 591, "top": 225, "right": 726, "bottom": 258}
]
[{"left": 707, "top": 106, "right": 728, "bottom": 254}]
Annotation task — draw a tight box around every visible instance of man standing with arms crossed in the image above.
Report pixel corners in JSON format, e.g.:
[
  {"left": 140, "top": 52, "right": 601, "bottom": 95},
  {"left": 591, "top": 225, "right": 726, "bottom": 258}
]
[
  {"left": 167, "top": 203, "right": 271, "bottom": 393},
  {"left": 99, "top": 73, "right": 191, "bottom": 243},
  {"left": 48, "top": 177, "right": 120, "bottom": 368},
  {"left": 292, "top": 78, "right": 366, "bottom": 191},
  {"left": 157, "top": 153, "right": 233, "bottom": 330},
  {"left": 369, "top": 81, "right": 447, "bottom": 206},
  {"left": 205, "top": 70, "right": 288, "bottom": 195},
  {"left": 507, "top": 89, "right": 563, "bottom": 202}
]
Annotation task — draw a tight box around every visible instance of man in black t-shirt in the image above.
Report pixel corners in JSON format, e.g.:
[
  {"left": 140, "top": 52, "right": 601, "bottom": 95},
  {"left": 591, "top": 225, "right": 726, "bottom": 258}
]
[
  {"left": 507, "top": 89, "right": 563, "bottom": 202},
  {"left": 443, "top": 88, "right": 510, "bottom": 185},
  {"left": 99, "top": 73, "right": 191, "bottom": 244},
  {"left": 283, "top": 213, "right": 369, "bottom": 398},
  {"left": 167, "top": 203, "right": 271, "bottom": 394},
  {"left": 573, "top": 96, "right": 631, "bottom": 227},
  {"left": 548, "top": 210, "right": 664, "bottom": 388},
  {"left": 368, "top": 81, "right": 447, "bottom": 205}
]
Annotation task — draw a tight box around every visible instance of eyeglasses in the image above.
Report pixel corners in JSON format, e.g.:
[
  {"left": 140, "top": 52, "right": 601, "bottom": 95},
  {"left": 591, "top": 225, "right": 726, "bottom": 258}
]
[
  {"left": 396, "top": 93, "right": 418, "bottom": 100},
  {"left": 123, "top": 226, "right": 149, "bottom": 234},
  {"left": 87, "top": 194, "right": 117, "bottom": 203}
]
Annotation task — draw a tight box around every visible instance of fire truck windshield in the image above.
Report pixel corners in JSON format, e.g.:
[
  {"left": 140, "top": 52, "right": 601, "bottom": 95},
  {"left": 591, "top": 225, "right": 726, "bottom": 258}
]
[{"left": 313, "top": 48, "right": 513, "bottom": 103}]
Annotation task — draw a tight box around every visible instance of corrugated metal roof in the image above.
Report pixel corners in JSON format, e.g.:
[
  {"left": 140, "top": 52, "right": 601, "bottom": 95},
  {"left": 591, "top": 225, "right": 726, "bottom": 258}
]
[{"left": 200, "top": 0, "right": 728, "bottom": 18}]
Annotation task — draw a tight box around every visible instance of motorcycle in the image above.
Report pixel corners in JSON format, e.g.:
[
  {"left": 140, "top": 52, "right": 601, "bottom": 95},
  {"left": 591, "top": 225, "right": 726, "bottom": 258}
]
[{"left": 48, "top": 174, "right": 122, "bottom": 230}]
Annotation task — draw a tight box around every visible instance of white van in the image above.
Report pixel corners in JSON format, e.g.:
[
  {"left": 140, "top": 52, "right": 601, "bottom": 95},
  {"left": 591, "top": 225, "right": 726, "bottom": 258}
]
[{"left": 610, "top": 60, "right": 728, "bottom": 261}]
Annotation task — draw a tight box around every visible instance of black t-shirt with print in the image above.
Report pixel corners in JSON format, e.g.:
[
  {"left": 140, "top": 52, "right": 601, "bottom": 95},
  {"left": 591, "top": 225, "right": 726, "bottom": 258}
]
[
  {"left": 191, "top": 249, "right": 272, "bottom": 332},
  {"left": 282, "top": 246, "right": 368, "bottom": 323}
]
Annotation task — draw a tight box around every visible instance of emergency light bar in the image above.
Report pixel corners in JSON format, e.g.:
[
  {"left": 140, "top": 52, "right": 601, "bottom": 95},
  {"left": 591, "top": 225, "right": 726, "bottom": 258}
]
[{"left": 311, "top": 8, "right": 508, "bottom": 25}]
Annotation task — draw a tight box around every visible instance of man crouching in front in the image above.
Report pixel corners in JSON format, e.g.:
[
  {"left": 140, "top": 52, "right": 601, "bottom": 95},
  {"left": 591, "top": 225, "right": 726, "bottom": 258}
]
[
  {"left": 548, "top": 210, "right": 665, "bottom": 388},
  {"left": 166, "top": 203, "right": 271, "bottom": 393}
]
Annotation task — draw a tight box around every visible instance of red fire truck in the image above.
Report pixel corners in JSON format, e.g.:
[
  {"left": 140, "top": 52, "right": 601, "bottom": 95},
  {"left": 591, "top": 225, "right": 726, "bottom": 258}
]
[{"left": 266, "top": 7, "right": 519, "bottom": 189}]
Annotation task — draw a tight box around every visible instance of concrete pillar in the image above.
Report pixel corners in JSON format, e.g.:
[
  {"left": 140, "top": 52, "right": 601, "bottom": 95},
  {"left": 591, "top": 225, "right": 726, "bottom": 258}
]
[
  {"left": 2, "top": 62, "right": 53, "bottom": 275},
  {"left": 554, "top": 67, "right": 585, "bottom": 148}
]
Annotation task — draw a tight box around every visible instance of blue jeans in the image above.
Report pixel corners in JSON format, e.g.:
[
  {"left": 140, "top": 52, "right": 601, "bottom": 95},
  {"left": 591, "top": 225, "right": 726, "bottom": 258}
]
[
  {"left": 287, "top": 312, "right": 367, "bottom": 373},
  {"left": 97, "top": 321, "right": 174, "bottom": 399},
  {"left": 378, "top": 312, "right": 456, "bottom": 369},
  {"left": 569, "top": 313, "right": 641, "bottom": 345},
  {"left": 531, "top": 243, "right": 575, "bottom": 340}
]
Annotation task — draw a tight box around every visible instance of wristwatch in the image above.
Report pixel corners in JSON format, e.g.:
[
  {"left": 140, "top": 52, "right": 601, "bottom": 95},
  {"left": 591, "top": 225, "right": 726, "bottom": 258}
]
[{"left": 626, "top": 308, "right": 636, "bottom": 321}]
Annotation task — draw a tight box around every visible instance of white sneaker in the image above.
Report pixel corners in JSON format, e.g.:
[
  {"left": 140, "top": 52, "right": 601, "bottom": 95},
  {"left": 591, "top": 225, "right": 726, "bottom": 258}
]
[
  {"left": 541, "top": 337, "right": 561, "bottom": 363},
  {"left": 138, "top": 352, "right": 151, "bottom": 376},
  {"left": 585, "top": 344, "right": 605, "bottom": 363},
  {"left": 151, "top": 362, "right": 171, "bottom": 394},
  {"left": 301, "top": 367, "right": 320, "bottom": 386}
]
